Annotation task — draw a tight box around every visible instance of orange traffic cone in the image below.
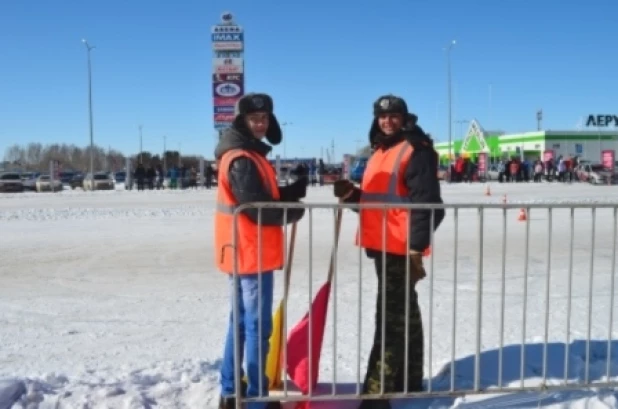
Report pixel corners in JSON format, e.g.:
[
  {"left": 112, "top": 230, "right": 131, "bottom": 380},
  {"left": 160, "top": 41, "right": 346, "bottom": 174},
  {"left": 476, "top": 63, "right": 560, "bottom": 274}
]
[
  {"left": 485, "top": 185, "right": 491, "bottom": 196},
  {"left": 517, "top": 208, "right": 527, "bottom": 221}
]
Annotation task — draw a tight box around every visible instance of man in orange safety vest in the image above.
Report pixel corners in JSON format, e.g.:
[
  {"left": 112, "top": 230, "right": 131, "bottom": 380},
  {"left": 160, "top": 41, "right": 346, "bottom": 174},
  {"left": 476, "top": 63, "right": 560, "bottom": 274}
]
[{"left": 214, "top": 93, "right": 307, "bottom": 409}]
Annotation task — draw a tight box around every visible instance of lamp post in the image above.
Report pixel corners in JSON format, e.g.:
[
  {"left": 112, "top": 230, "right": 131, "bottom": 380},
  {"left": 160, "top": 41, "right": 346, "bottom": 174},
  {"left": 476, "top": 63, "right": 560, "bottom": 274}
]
[
  {"left": 139, "top": 125, "right": 143, "bottom": 164},
  {"left": 281, "top": 121, "right": 292, "bottom": 159},
  {"left": 82, "top": 39, "right": 95, "bottom": 187},
  {"left": 446, "top": 40, "right": 456, "bottom": 182},
  {"left": 163, "top": 135, "right": 167, "bottom": 174}
]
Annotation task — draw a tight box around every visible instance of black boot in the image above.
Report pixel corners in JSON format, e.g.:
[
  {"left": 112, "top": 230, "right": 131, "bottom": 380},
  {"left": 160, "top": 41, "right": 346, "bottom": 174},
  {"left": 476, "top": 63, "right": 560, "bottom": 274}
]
[
  {"left": 218, "top": 379, "right": 249, "bottom": 409},
  {"left": 218, "top": 395, "right": 236, "bottom": 409}
]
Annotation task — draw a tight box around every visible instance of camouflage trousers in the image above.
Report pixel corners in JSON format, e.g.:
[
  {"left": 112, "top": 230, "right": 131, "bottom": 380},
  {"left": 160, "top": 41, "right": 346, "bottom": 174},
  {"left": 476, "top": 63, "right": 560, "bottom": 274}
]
[{"left": 362, "top": 253, "right": 424, "bottom": 395}]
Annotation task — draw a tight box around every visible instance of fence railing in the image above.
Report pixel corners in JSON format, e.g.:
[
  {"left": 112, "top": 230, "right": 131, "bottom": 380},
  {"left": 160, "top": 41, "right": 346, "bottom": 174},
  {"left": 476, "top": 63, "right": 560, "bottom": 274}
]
[{"left": 226, "top": 202, "right": 618, "bottom": 407}]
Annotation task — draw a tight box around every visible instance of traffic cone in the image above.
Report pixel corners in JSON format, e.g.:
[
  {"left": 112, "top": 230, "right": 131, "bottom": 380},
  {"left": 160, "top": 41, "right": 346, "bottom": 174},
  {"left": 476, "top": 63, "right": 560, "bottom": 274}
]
[
  {"left": 517, "top": 208, "right": 527, "bottom": 221},
  {"left": 484, "top": 185, "right": 491, "bottom": 196}
]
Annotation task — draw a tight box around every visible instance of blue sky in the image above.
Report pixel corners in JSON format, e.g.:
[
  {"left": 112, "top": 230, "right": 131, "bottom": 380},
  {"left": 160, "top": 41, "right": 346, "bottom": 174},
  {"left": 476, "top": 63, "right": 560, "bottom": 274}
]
[{"left": 1, "top": 0, "right": 617, "bottom": 161}]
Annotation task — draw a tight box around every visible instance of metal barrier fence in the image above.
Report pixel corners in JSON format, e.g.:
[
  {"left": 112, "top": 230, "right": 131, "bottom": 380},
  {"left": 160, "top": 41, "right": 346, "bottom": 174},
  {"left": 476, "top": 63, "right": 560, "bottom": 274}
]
[{"left": 227, "top": 202, "right": 618, "bottom": 407}]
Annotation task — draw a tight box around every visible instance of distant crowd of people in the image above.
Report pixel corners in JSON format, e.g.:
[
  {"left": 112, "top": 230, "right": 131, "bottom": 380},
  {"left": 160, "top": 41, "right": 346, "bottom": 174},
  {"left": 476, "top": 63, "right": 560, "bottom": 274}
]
[{"left": 131, "top": 162, "right": 216, "bottom": 190}]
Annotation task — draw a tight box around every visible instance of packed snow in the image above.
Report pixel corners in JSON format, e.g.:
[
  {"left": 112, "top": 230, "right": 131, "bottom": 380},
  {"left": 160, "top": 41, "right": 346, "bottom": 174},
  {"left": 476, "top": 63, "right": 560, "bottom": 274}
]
[{"left": 1, "top": 182, "right": 617, "bottom": 408}]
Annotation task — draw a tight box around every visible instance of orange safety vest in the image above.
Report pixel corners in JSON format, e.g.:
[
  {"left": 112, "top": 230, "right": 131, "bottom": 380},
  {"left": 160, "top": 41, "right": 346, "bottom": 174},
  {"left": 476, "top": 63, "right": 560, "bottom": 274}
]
[
  {"left": 356, "top": 140, "right": 431, "bottom": 257},
  {"left": 215, "top": 149, "right": 284, "bottom": 274}
]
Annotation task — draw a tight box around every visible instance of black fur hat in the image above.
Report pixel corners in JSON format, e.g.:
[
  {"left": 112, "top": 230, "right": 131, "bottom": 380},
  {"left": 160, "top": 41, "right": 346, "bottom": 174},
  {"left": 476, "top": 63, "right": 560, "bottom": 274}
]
[
  {"left": 368, "top": 94, "right": 410, "bottom": 147},
  {"left": 233, "top": 93, "right": 282, "bottom": 145}
]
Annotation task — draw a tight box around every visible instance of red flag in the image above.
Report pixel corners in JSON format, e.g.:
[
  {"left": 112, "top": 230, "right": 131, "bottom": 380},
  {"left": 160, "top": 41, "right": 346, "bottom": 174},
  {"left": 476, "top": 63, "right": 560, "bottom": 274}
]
[
  {"left": 285, "top": 209, "right": 342, "bottom": 409},
  {"left": 285, "top": 281, "right": 331, "bottom": 386}
]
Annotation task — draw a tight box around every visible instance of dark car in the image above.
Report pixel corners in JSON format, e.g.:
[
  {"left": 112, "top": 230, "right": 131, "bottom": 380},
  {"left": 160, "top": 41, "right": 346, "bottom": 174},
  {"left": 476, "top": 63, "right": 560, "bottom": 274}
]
[
  {"left": 70, "top": 173, "right": 85, "bottom": 189},
  {"left": 0, "top": 172, "right": 24, "bottom": 193}
]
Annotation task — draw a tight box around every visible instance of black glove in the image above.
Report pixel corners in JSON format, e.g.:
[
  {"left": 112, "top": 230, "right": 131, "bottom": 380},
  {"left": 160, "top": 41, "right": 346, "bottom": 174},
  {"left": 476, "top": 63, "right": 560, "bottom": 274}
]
[
  {"left": 279, "top": 176, "right": 308, "bottom": 202},
  {"left": 333, "top": 179, "right": 354, "bottom": 198}
]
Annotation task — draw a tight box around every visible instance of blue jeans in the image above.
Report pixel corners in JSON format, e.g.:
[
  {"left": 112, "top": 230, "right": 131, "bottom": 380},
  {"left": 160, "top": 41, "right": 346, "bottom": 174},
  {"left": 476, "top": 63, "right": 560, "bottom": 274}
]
[{"left": 220, "top": 271, "right": 274, "bottom": 409}]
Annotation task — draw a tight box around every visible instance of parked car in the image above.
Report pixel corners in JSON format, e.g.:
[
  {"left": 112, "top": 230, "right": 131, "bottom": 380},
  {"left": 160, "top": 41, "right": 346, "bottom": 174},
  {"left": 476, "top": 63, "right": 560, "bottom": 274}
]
[
  {"left": 83, "top": 172, "right": 115, "bottom": 190},
  {"left": 577, "top": 163, "right": 617, "bottom": 184},
  {"left": 35, "top": 175, "right": 63, "bottom": 192},
  {"left": 114, "top": 171, "right": 126, "bottom": 184},
  {"left": 20, "top": 172, "right": 39, "bottom": 191},
  {"left": 0, "top": 172, "right": 24, "bottom": 193},
  {"left": 70, "top": 173, "right": 85, "bottom": 189}
]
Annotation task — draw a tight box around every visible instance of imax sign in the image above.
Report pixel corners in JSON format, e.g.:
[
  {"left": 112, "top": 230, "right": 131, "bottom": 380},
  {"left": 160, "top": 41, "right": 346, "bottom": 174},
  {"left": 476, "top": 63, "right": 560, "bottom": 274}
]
[{"left": 212, "top": 33, "right": 243, "bottom": 42}]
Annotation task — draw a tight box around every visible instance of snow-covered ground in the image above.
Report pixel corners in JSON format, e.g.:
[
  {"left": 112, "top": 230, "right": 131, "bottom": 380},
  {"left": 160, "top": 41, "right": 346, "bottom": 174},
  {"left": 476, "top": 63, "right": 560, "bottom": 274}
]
[{"left": 1, "top": 183, "right": 617, "bottom": 408}]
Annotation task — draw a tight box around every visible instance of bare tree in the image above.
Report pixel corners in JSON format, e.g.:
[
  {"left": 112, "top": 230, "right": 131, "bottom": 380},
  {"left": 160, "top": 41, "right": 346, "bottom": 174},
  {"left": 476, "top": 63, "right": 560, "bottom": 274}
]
[{"left": 3, "top": 144, "right": 24, "bottom": 164}]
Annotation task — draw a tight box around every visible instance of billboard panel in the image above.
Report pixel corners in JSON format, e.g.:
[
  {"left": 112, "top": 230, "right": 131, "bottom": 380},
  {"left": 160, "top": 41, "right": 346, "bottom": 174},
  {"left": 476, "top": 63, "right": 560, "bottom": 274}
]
[
  {"left": 214, "top": 97, "right": 239, "bottom": 106},
  {"left": 213, "top": 81, "right": 244, "bottom": 98},
  {"left": 213, "top": 73, "right": 243, "bottom": 83},
  {"left": 212, "top": 58, "right": 244, "bottom": 74},
  {"left": 214, "top": 106, "right": 236, "bottom": 114}
]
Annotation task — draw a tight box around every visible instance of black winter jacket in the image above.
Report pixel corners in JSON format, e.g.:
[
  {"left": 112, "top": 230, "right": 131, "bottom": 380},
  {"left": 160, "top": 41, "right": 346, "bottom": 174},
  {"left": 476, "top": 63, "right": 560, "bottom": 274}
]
[
  {"left": 344, "top": 118, "right": 445, "bottom": 255},
  {"left": 214, "top": 126, "right": 304, "bottom": 226}
]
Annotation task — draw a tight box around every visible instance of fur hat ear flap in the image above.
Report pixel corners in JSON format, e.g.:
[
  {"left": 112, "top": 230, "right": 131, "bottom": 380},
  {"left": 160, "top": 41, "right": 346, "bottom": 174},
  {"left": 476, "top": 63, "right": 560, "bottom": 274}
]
[
  {"left": 265, "top": 114, "right": 282, "bottom": 145},
  {"left": 368, "top": 118, "right": 380, "bottom": 148}
]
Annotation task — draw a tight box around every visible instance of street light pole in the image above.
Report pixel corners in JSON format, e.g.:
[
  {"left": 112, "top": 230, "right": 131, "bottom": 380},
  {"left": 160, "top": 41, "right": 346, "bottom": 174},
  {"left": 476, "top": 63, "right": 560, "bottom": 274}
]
[
  {"left": 281, "top": 121, "right": 292, "bottom": 159},
  {"left": 139, "top": 125, "right": 143, "bottom": 164},
  {"left": 447, "top": 40, "right": 456, "bottom": 182},
  {"left": 82, "top": 39, "right": 95, "bottom": 186},
  {"left": 163, "top": 135, "right": 167, "bottom": 174}
]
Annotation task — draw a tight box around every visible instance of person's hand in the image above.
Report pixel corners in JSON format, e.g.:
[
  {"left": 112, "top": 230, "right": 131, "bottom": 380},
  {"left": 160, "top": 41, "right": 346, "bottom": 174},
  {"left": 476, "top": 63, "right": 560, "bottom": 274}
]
[
  {"left": 279, "top": 176, "right": 308, "bottom": 202},
  {"left": 333, "top": 179, "right": 354, "bottom": 199},
  {"left": 408, "top": 250, "right": 427, "bottom": 283}
]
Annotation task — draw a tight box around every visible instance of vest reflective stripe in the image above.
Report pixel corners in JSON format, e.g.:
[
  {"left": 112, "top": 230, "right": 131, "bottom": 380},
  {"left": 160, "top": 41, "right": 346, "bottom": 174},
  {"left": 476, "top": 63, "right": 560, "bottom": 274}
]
[
  {"left": 214, "top": 149, "right": 284, "bottom": 274},
  {"left": 356, "top": 140, "right": 413, "bottom": 256},
  {"left": 360, "top": 142, "right": 412, "bottom": 203}
]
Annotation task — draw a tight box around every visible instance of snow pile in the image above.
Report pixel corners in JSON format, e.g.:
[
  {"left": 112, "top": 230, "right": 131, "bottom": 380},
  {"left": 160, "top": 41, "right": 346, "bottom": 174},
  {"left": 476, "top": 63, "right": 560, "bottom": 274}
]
[{"left": 2, "top": 360, "right": 221, "bottom": 409}]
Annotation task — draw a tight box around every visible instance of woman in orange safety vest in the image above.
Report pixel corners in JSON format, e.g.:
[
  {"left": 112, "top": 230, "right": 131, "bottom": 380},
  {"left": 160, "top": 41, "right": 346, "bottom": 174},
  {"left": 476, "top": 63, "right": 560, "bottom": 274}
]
[{"left": 333, "top": 95, "right": 445, "bottom": 409}]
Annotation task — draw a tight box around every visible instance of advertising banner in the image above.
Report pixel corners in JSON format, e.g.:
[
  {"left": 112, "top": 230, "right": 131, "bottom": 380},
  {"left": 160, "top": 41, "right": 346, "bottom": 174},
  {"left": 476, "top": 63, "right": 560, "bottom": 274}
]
[
  {"left": 213, "top": 73, "right": 243, "bottom": 83},
  {"left": 543, "top": 150, "right": 554, "bottom": 162},
  {"left": 213, "top": 81, "right": 244, "bottom": 98},
  {"left": 212, "top": 58, "right": 244, "bottom": 74},
  {"left": 602, "top": 149, "right": 615, "bottom": 171},
  {"left": 214, "top": 106, "right": 236, "bottom": 114},
  {"left": 477, "top": 152, "right": 487, "bottom": 175},
  {"left": 212, "top": 41, "right": 243, "bottom": 51},
  {"left": 215, "top": 113, "right": 235, "bottom": 122},
  {"left": 214, "top": 51, "right": 243, "bottom": 58},
  {"left": 214, "top": 97, "right": 239, "bottom": 106}
]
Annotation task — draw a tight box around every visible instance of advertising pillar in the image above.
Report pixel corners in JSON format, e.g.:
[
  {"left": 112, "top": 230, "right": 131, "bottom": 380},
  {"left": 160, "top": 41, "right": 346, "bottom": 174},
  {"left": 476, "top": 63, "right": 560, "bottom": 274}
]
[{"left": 212, "top": 12, "right": 245, "bottom": 132}]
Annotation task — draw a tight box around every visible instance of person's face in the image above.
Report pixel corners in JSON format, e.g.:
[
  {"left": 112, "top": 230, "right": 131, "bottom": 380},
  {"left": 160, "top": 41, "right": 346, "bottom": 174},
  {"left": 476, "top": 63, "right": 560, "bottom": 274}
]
[
  {"left": 245, "top": 112, "right": 269, "bottom": 139},
  {"left": 377, "top": 113, "right": 403, "bottom": 136}
]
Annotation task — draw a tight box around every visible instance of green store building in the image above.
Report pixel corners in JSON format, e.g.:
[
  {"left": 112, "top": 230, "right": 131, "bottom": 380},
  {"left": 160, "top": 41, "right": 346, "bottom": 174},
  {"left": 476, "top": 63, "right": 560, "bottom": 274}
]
[{"left": 434, "top": 119, "right": 618, "bottom": 163}]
